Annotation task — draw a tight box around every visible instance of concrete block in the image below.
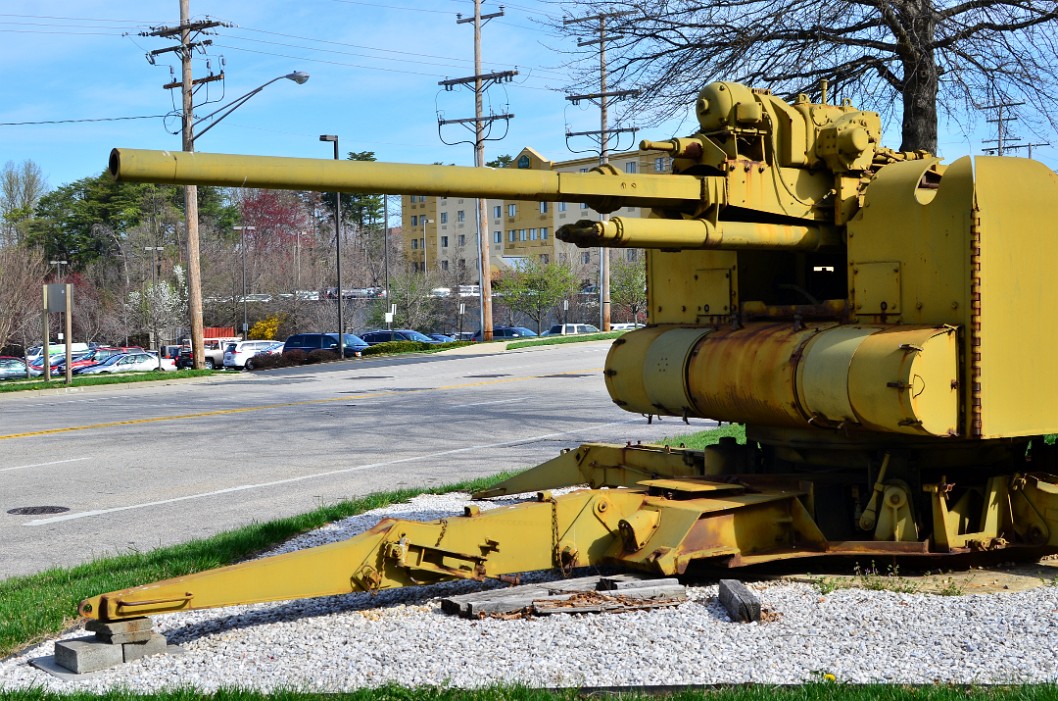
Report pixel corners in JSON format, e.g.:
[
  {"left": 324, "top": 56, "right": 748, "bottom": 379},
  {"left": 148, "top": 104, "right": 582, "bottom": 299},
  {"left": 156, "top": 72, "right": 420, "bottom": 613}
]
[
  {"left": 95, "top": 629, "right": 155, "bottom": 644},
  {"left": 85, "top": 617, "right": 153, "bottom": 635},
  {"left": 123, "top": 632, "right": 168, "bottom": 663},
  {"left": 54, "top": 636, "right": 124, "bottom": 674},
  {"left": 719, "top": 578, "right": 761, "bottom": 622}
]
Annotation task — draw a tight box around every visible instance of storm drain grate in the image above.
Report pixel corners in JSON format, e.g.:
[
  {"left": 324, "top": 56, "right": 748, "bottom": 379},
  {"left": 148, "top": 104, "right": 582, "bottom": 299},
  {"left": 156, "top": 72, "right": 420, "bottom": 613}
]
[{"left": 7, "top": 506, "right": 70, "bottom": 516}]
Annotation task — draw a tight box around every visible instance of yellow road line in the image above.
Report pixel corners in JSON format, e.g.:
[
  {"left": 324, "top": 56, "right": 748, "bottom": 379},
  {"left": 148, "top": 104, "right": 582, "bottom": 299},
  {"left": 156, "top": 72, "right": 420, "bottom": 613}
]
[{"left": 0, "top": 369, "right": 601, "bottom": 441}]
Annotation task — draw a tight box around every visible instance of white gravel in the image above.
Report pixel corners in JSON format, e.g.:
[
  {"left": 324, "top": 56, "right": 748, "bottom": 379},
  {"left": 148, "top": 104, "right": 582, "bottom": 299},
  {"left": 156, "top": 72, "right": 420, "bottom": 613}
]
[{"left": 3, "top": 491, "right": 1058, "bottom": 691}]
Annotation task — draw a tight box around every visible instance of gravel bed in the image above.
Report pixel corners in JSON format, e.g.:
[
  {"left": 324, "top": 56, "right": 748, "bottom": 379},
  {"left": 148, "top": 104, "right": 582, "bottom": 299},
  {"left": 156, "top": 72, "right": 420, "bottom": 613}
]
[{"left": 3, "top": 491, "right": 1058, "bottom": 691}]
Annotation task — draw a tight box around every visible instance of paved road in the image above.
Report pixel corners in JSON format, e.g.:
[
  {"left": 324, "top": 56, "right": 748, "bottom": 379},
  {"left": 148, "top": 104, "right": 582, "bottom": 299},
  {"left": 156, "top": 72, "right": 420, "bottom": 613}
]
[{"left": 0, "top": 342, "right": 706, "bottom": 579}]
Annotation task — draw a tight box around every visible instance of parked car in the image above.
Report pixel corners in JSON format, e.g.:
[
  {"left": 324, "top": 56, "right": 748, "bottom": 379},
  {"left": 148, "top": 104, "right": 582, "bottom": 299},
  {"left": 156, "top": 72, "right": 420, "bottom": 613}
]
[
  {"left": 610, "top": 323, "right": 645, "bottom": 331},
  {"left": 0, "top": 356, "right": 40, "bottom": 380},
  {"left": 63, "top": 346, "right": 144, "bottom": 372},
  {"left": 542, "top": 323, "right": 601, "bottom": 336},
  {"left": 282, "top": 333, "right": 369, "bottom": 358},
  {"left": 244, "top": 341, "right": 284, "bottom": 370},
  {"left": 75, "top": 351, "right": 175, "bottom": 375},
  {"left": 358, "top": 330, "right": 444, "bottom": 345},
  {"left": 427, "top": 333, "right": 457, "bottom": 343},
  {"left": 471, "top": 326, "right": 538, "bottom": 341},
  {"left": 223, "top": 340, "right": 283, "bottom": 370}
]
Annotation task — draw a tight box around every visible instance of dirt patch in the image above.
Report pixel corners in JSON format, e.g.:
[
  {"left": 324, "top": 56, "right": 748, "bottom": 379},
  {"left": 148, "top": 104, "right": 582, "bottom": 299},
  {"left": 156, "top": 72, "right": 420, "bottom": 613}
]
[{"left": 785, "top": 556, "right": 1058, "bottom": 594}]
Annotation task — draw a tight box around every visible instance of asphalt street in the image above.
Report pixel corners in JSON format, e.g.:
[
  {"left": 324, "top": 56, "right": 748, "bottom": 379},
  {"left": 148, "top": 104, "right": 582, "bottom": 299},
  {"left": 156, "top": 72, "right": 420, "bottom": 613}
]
[{"left": 0, "top": 341, "right": 709, "bottom": 579}]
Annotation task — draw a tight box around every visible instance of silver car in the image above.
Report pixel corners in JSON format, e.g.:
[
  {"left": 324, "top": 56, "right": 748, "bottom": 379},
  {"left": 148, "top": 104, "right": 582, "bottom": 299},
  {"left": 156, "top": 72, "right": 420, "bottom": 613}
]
[{"left": 76, "top": 352, "right": 173, "bottom": 374}]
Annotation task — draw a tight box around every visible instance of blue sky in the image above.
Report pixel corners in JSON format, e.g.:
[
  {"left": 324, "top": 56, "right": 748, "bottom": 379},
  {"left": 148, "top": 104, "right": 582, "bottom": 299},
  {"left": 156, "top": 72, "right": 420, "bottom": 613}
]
[{"left": 2, "top": 0, "right": 1054, "bottom": 195}]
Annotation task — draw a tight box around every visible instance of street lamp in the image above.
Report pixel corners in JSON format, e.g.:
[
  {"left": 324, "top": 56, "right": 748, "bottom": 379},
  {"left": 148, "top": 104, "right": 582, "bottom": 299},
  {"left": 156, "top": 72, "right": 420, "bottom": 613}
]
[
  {"left": 233, "top": 226, "right": 256, "bottom": 339},
  {"left": 49, "top": 259, "right": 67, "bottom": 280},
  {"left": 319, "top": 134, "right": 345, "bottom": 361},
  {"left": 144, "top": 246, "right": 164, "bottom": 369},
  {"left": 193, "top": 72, "right": 311, "bottom": 143},
  {"left": 182, "top": 70, "right": 309, "bottom": 370}
]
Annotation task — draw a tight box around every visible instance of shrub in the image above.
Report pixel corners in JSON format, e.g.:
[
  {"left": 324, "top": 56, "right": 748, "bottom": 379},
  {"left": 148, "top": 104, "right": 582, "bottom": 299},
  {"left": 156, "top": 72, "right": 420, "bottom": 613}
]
[
  {"left": 362, "top": 340, "right": 432, "bottom": 355},
  {"left": 306, "top": 349, "right": 340, "bottom": 364},
  {"left": 282, "top": 349, "right": 307, "bottom": 365},
  {"left": 247, "top": 353, "right": 291, "bottom": 370}
]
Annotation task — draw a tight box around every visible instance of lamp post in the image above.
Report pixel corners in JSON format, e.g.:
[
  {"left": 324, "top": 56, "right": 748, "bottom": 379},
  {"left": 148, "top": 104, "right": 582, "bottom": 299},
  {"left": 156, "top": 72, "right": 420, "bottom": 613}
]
[
  {"left": 49, "top": 259, "right": 67, "bottom": 280},
  {"left": 145, "top": 246, "right": 164, "bottom": 369},
  {"left": 182, "top": 70, "right": 310, "bottom": 369},
  {"left": 45, "top": 259, "right": 68, "bottom": 381},
  {"left": 233, "top": 225, "right": 256, "bottom": 339},
  {"left": 319, "top": 134, "right": 345, "bottom": 361}
]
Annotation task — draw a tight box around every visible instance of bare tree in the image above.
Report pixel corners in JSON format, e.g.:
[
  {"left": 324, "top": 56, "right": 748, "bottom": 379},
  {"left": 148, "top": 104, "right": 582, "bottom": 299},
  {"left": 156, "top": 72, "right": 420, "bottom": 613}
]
[
  {"left": 1, "top": 160, "right": 47, "bottom": 247},
  {"left": 554, "top": 1, "right": 1058, "bottom": 152},
  {"left": 0, "top": 247, "right": 45, "bottom": 352}
]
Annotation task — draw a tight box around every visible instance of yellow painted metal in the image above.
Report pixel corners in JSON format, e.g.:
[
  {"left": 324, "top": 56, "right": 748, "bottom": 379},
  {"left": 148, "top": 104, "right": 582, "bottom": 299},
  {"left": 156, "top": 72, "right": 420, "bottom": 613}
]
[
  {"left": 472, "top": 442, "right": 711, "bottom": 498},
  {"left": 80, "top": 489, "right": 645, "bottom": 620},
  {"left": 109, "top": 148, "right": 701, "bottom": 213},
  {"left": 801, "top": 325, "right": 959, "bottom": 436},
  {"left": 605, "top": 322, "right": 960, "bottom": 435},
  {"left": 82, "top": 79, "right": 1058, "bottom": 624},
  {"left": 927, "top": 476, "right": 1012, "bottom": 551},
  {"left": 556, "top": 216, "right": 839, "bottom": 251},
  {"left": 972, "top": 158, "right": 1058, "bottom": 437}
]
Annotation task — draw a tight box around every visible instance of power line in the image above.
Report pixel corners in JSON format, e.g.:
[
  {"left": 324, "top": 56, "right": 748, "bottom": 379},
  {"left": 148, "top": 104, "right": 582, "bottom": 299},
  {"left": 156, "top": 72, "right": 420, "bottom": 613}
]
[{"left": 0, "top": 114, "right": 167, "bottom": 127}]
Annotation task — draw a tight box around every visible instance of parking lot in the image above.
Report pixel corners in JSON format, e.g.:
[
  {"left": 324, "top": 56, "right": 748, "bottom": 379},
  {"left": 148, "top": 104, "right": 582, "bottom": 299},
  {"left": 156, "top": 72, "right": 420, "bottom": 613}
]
[{"left": 0, "top": 341, "right": 697, "bottom": 578}]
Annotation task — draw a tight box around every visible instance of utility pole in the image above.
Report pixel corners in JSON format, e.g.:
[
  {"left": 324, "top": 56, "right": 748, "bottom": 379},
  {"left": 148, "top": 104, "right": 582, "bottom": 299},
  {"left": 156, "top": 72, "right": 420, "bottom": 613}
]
[
  {"left": 438, "top": 0, "right": 516, "bottom": 342},
  {"left": 564, "top": 13, "right": 638, "bottom": 332},
  {"left": 981, "top": 101, "right": 1025, "bottom": 156},
  {"left": 142, "top": 3, "right": 227, "bottom": 369}
]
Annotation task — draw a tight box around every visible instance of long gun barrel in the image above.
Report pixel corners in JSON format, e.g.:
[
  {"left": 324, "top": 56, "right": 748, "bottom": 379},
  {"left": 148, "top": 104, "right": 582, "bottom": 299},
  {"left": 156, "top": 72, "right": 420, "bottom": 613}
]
[{"left": 109, "top": 148, "right": 705, "bottom": 214}]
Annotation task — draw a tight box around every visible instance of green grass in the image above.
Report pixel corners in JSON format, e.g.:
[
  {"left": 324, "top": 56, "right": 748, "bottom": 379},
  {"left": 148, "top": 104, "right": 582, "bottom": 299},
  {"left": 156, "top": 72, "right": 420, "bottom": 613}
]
[
  {"left": 506, "top": 331, "right": 623, "bottom": 350},
  {"left": 1, "top": 684, "right": 1057, "bottom": 700},
  {"left": 0, "top": 369, "right": 215, "bottom": 393},
  {"left": 662, "top": 422, "right": 747, "bottom": 450},
  {"left": 0, "top": 472, "right": 513, "bottom": 658}
]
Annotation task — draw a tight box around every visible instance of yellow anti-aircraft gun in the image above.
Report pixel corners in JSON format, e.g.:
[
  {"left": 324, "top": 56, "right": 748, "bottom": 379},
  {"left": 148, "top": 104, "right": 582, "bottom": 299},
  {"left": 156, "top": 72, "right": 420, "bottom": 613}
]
[{"left": 81, "top": 81, "right": 1058, "bottom": 623}]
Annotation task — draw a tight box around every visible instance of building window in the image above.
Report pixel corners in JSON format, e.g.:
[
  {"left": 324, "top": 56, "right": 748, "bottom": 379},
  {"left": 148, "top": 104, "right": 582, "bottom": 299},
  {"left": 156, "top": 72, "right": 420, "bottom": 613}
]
[
  {"left": 558, "top": 202, "right": 567, "bottom": 212},
  {"left": 626, "top": 250, "right": 638, "bottom": 261},
  {"left": 539, "top": 202, "right": 548, "bottom": 213},
  {"left": 541, "top": 227, "right": 549, "bottom": 240},
  {"left": 441, "top": 236, "right": 449, "bottom": 248},
  {"left": 411, "top": 215, "right": 418, "bottom": 227},
  {"left": 508, "top": 204, "right": 517, "bottom": 217},
  {"left": 440, "top": 212, "right": 448, "bottom": 224},
  {"left": 457, "top": 210, "right": 465, "bottom": 223},
  {"left": 624, "top": 161, "right": 638, "bottom": 174},
  {"left": 582, "top": 251, "right": 591, "bottom": 264},
  {"left": 420, "top": 237, "right": 425, "bottom": 251},
  {"left": 441, "top": 260, "right": 449, "bottom": 271},
  {"left": 411, "top": 239, "right": 419, "bottom": 250},
  {"left": 509, "top": 230, "right": 516, "bottom": 242},
  {"left": 493, "top": 231, "right": 501, "bottom": 244},
  {"left": 493, "top": 205, "right": 502, "bottom": 219},
  {"left": 529, "top": 228, "right": 537, "bottom": 240},
  {"left": 519, "top": 229, "right": 527, "bottom": 241},
  {"left": 458, "top": 234, "right": 466, "bottom": 246},
  {"left": 458, "top": 259, "right": 466, "bottom": 270},
  {"left": 540, "top": 254, "right": 549, "bottom": 264},
  {"left": 580, "top": 167, "right": 589, "bottom": 173},
  {"left": 654, "top": 157, "right": 667, "bottom": 172}
]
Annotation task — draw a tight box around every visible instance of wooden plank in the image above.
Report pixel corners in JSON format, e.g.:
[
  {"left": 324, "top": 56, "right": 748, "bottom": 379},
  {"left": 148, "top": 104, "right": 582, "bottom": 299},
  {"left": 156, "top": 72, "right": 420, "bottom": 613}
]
[
  {"left": 600, "top": 576, "right": 681, "bottom": 591},
  {"left": 719, "top": 579, "right": 760, "bottom": 622}
]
